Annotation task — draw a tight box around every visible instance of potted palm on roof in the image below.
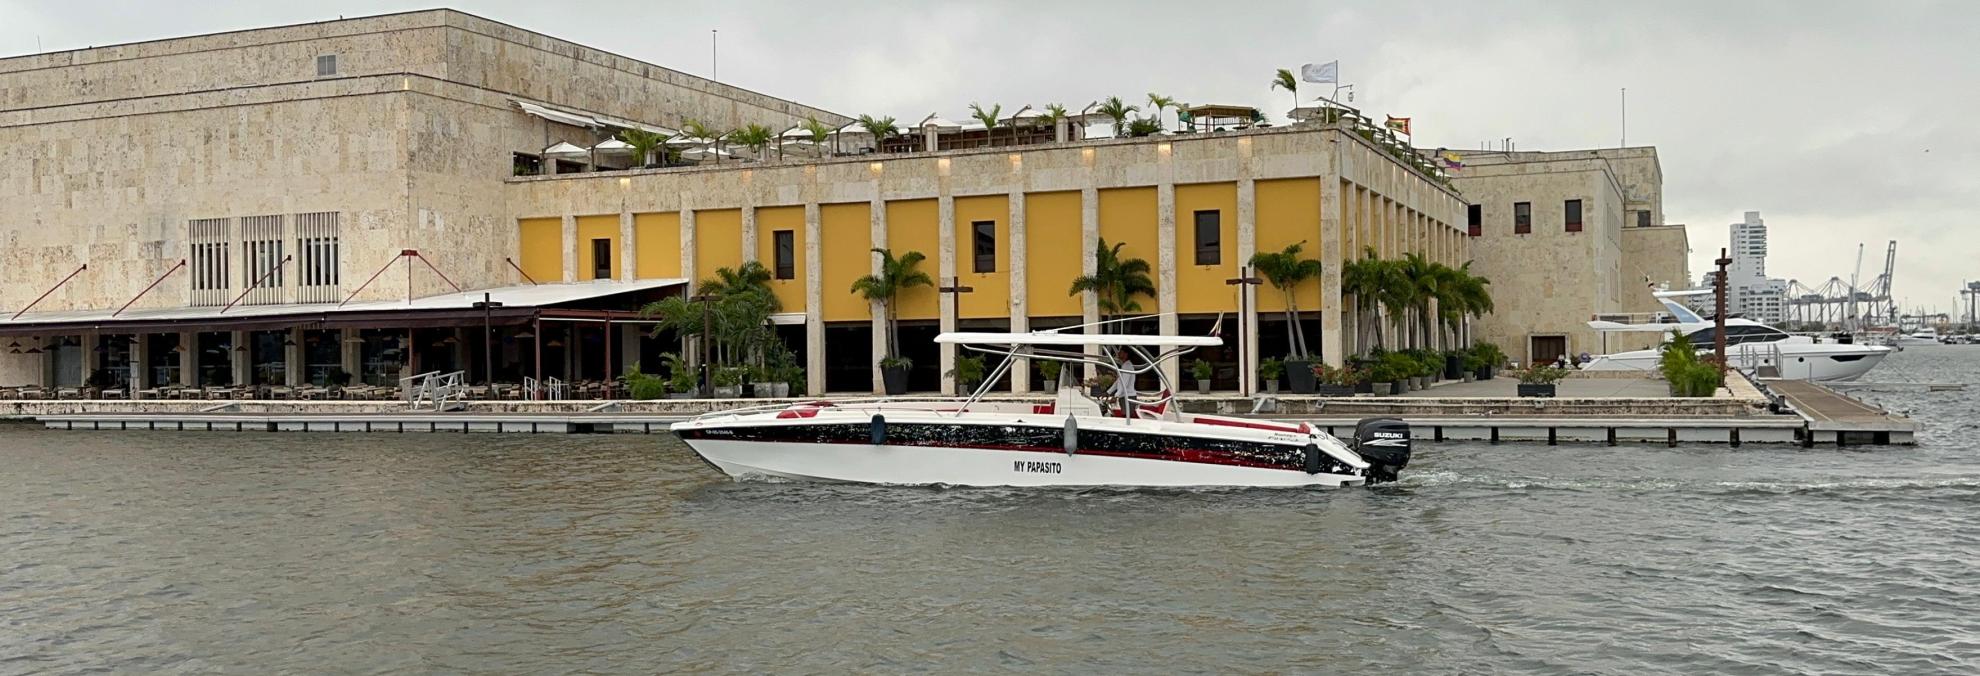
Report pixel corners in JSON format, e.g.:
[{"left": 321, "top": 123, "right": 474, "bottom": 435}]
[
  {"left": 1250, "top": 242, "right": 1324, "bottom": 393},
  {"left": 852, "top": 248, "right": 932, "bottom": 395}
]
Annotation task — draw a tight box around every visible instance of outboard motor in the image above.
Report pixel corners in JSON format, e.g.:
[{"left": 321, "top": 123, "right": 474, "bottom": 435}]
[{"left": 1353, "top": 417, "right": 1412, "bottom": 484}]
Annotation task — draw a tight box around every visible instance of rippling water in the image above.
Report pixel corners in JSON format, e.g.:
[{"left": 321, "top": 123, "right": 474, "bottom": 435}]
[{"left": 3, "top": 348, "right": 1978, "bottom": 674}]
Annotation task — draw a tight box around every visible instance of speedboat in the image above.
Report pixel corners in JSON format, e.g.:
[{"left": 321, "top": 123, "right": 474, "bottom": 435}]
[
  {"left": 671, "top": 323, "right": 1411, "bottom": 488},
  {"left": 1581, "top": 290, "right": 1891, "bottom": 382},
  {"left": 1897, "top": 328, "right": 1940, "bottom": 347}
]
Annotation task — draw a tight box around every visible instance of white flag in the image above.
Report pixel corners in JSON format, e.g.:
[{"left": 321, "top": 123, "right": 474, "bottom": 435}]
[{"left": 1300, "top": 61, "right": 1338, "bottom": 84}]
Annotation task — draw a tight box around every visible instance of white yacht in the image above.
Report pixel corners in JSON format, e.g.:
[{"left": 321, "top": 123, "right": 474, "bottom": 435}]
[
  {"left": 1581, "top": 290, "right": 1891, "bottom": 382},
  {"left": 672, "top": 322, "right": 1411, "bottom": 488},
  {"left": 1897, "top": 327, "right": 1941, "bottom": 347}
]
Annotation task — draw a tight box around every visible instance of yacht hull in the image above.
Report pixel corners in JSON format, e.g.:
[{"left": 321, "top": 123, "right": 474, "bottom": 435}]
[
  {"left": 684, "top": 438, "right": 1365, "bottom": 488},
  {"left": 1583, "top": 344, "right": 1889, "bottom": 382}
]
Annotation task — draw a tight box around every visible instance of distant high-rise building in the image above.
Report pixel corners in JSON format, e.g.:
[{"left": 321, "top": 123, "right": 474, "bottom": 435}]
[{"left": 1727, "top": 211, "right": 1787, "bottom": 324}]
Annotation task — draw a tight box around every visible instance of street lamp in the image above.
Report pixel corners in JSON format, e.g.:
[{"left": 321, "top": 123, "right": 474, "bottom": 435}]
[
  {"left": 472, "top": 293, "right": 503, "bottom": 386},
  {"left": 1225, "top": 266, "right": 1262, "bottom": 395}
]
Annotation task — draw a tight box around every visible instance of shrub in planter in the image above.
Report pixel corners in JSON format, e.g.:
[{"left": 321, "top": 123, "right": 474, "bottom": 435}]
[
  {"left": 880, "top": 355, "right": 912, "bottom": 395},
  {"left": 623, "top": 362, "right": 669, "bottom": 400},
  {"left": 1037, "top": 359, "right": 1062, "bottom": 389},
  {"left": 1445, "top": 349, "right": 1469, "bottom": 380},
  {"left": 1515, "top": 364, "right": 1569, "bottom": 397},
  {"left": 1311, "top": 364, "right": 1362, "bottom": 397},
  {"left": 948, "top": 353, "right": 986, "bottom": 394},
  {"left": 1259, "top": 358, "right": 1284, "bottom": 394},
  {"left": 1659, "top": 330, "right": 1724, "bottom": 397},
  {"left": 1471, "top": 341, "right": 1506, "bottom": 380},
  {"left": 1190, "top": 359, "right": 1214, "bottom": 394}
]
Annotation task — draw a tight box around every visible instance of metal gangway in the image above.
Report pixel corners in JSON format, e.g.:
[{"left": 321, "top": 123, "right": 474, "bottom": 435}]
[{"left": 403, "top": 370, "right": 467, "bottom": 411}]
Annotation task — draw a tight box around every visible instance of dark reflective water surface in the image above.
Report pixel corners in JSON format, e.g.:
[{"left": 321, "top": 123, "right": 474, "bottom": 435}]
[{"left": 3, "top": 349, "right": 1977, "bottom": 674}]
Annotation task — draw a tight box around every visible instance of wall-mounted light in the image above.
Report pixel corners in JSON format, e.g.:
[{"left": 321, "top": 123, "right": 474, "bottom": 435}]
[
  {"left": 936, "top": 157, "right": 951, "bottom": 176},
  {"left": 1009, "top": 154, "right": 1022, "bottom": 173},
  {"left": 618, "top": 177, "right": 631, "bottom": 189},
  {"left": 869, "top": 162, "right": 884, "bottom": 175}
]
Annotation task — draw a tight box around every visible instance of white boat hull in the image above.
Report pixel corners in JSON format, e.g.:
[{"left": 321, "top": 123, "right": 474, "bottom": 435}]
[
  {"left": 1582, "top": 343, "right": 1889, "bottom": 382},
  {"left": 687, "top": 439, "right": 1366, "bottom": 488}
]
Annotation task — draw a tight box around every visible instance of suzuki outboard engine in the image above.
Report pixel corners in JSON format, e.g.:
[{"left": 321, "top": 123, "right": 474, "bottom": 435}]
[{"left": 1353, "top": 417, "right": 1412, "bottom": 484}]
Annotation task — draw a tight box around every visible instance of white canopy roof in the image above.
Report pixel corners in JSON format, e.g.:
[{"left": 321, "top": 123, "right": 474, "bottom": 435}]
[
  {"left": 0, "top": 279, "right": 687, "bottom": 330},
  {"left": 541, "top": 141, "right": 589, "bottom": 157},
  {"left": 935, "top": 331, "right": 1223, "bottom": 347},
  {"left": 513, "top": 99, "right": 675, "bottom": 136},
  {"left": 920, "top": 114, "right": 963, "bottom": 131}
]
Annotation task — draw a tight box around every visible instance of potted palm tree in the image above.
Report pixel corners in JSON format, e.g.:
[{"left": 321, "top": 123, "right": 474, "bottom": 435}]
[
  {"left": 851, "top": 248, "right": 932, "bottom": 395},
  {"left": 1472, "top": 341, "right": 1505, "bottom": 380},
  {"left": 1096, "top": 96, "right": 1138, "bottom": 137},
  {"left": 800, "top": 117, "right": 834, "bottom": 158},
  {"left": 1259, "top": 357, "right": 1282, "bottom": 394},
  {"left": 1036, "top": 359, "right": 1062, "bottom": 390},
  {"left": 1146, "top": 92, "right": 1177, "bottom": 131},
  {"left": 967, "top": 102, "right": 1002, "bottom": 148},
  {"left": 731, "top": 123, "right": 775, "bottom": 161},
  {"left": 1250, "top": 242, "right": 1324, "bottom": 393},
  {"left": 1189, "top": 359, "right": 1214, "bottom": 394},
  {"left": 856, "top": 114, "right": 899, "bottom": 153},
  {"left": 1040, "top": 103, "right": 1072, "bottom": 142},
  {"left": 1068, "top": 238, "right": 1155, "bottom": 331},
  {"left": 948, "top": 353, "right": 986, "bottom": 393},
  {"left": 616, "top": 128, "right": 670, "bottom": 169}
]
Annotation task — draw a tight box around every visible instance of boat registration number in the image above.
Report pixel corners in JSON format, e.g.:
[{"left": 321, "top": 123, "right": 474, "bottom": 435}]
[{"left": 1013, "top": 460, "right": 1062, "bottom": 474}]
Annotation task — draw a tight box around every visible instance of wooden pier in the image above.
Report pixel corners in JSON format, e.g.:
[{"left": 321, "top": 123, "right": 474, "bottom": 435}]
[{"left": 1766, "top": 380, "right": 1919, "bottom": 446}]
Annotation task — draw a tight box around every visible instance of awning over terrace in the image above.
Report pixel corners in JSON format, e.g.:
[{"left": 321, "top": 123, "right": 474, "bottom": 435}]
[
  {"left": 513, "top": 99, "right": 678, "bottom": 137},
  {"left": 0, "top": 279, "right": 687, "bottom": 336}
]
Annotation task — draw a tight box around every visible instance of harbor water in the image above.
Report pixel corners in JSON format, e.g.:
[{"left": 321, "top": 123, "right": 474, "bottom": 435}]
[{"left": 3, "top": 348, "right": 1976, "bottom": 673}]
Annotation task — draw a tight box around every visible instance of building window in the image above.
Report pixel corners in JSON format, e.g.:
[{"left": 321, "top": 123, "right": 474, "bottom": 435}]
[
  {"left": 972, "top": 221, "right": 997, "bottom": 273},
  {"left": 1466, "top": 204, "right": 1482, "bottom": 237},
  {"left": 1513, "top": 202, "right": 1532, "bottom": 234},
  {"left": 773, "top": 230, "right": 796, "bottom": 280},
  {"left": 1636, "top": 210, "right": 1651, "bottom": 228},
  {"left": 591, "top": 239, "right": 613, "bottom": 279},
  {"left": 296, "top": 212, "right": 341, "bottom": 303},
  {"left": 316, "top": 54, "right": 338, "bottom": 77},
  {"left": 189, "top": 218, "right": 231, "bottom": 306},
  {"left": 241, "top": 215, "right": 286, "bottom": 306},
  {"left": 512, "top": 153, "right": 542, "bottom": 177},
  {"left": 1193, "top": 210, "right": 1221, "bottom": 265},
  {"left": 1564, "top": 199, "right": 1583, "bottom": 233}
]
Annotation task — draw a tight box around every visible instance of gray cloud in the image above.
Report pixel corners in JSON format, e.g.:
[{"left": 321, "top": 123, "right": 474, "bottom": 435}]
[{"left": 7, "top": 0, "right": 1975, "bottom": 314}]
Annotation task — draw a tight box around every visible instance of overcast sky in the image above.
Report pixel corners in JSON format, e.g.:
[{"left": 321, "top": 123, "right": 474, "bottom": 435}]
[{"left": 8, "top": 0, "right": 1977, "bottom": 317}]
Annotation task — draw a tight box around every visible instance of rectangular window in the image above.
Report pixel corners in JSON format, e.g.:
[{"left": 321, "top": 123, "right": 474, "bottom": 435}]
[
  {"left": 773, "top": 230, "right": 795, "bottom": 280},
  {"left": 972, "top": 221, "right": 997, "bottom": 273},
  {"left": 1564, "top": 199, "right": 1583, "bottom": 233},
  {"left": 241, "top": 215, "right": 285, "bottom": 306},
  {"left": 1513, "top": 202, "right": 1532, "bottom": 235},
  {"left": 1636, "top": 210, "right": 1651, "bottom": 228},
  {"left": 295, "top": 212, "right": 340, "bottom": 303},
  {"left": 189, "top": 218, "right": 231, "bottom": 306},
  {"left": 1193, "top": 210, "right": 1221, "bottom": 265},
  {"left": 591, "top": 239, "right": 613, "bottom": 279},
  {"left": 316, "top": 54, "right": 338, "bottom": 77},
  {"left": 1466, "top": 204, "right": 1482, "bottom": 237}
]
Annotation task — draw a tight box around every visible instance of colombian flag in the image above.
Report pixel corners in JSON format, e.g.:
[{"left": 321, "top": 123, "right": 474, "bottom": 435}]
[{"left": 1385, "top": 116, "right": 1411, "bottom": 135}]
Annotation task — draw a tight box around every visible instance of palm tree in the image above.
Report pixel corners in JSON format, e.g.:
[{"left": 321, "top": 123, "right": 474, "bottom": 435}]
[
  {"left": 1271, "top": 68, "right": 1299, "bottom": 110},
  {"left": 857, "top": 114, "right": 899, "bottom": 153},
  {"left": 850, "top": 248, "right": 933, "bottom": 368},
  {"left": 1146, "top": 93, "right": 1177, "bottom": 132},
  {"left": 1342, "top": 247, "right": 1400, "bottom": 354},
  {"left": 1068, "top": 238, "right": 1156, "bottom": 333},
  {"left": 1249, "top": 242, "right": 1324, "bottom": 359},
  {"left": 1096, "top": 96, "right": 1138, "bottom": 138},
  {"left": 800, "top": 117, "right": 834, "bottom": 157},
  {"left": 731, "top": 123, "right": 775, "bottom": 161},
  {"left": 1439, "top": 261, "right": 1494, "bottom": 346},
  {"left": 681, "top": 118, "right": 723, "bottom": 163},
  {"left": 617, "top": 128, "right": 670, "bottom": 168},
  {"left": 702, "top": 260, "right": 778, "bottom": 310},
  {"left": 968, "top": 102, "right": 1002, "bottom": 148},
  {"left": 1040, "top": 103, "right": 1071, "bottom": 142}
]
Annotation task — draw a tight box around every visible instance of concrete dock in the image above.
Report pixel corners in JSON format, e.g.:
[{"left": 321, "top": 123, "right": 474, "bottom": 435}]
[{"left": 1767, "top": 379, "right": 1920, "bottom": 445}]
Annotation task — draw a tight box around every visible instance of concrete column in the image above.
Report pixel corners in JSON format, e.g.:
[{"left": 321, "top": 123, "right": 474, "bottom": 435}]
[
  {"left": 181, "top": 332, "right": 199, "bottom": 387},
  {"left": 1155, "top": 158, "right": 1179, "bottom": 389},
  {"left": 286, "top": 326, "right": 304, "bottom": 386},
  {"left": 870, "top": 188, "right": 888, "bottom": 394},
  {"left": 937, "top": 188, "right": 956, "bottom": 395},
  {"left": 1235, "top": 177, "right": 1258, "bottom": 396},
  {"left": 451, "top": 327, "right": 469, "bottom": 375},
  {"left": 82, "top": 330, "right": 101, "bottom": 382},
  {"left": 1054, "top": 119, "right": 1069, "bottom": 143},
  {"left": 804, "top": 202, "right": 825, "bottom": 396},
  {"left": 619, "top": 209, "right": 636, "bottom": 280},
  {"left": 740, "top": 205, "right": 758, "bottom": 263},
  {"left": 132, "top": 334, "right": 151, "bottom": 393},
  {"left": 680, "top": 206, "right": 698, "bottom": 287},
  {"left": 229, "top": 330, "right": 248, "bottom": 387},
  {"left": 1080, "top": 184, "right": 1099, "bottom": 380},
  {"left": 619, "top": 324, "right": 640, "bottom": 374},
  {"left": 1007, "top": 187, "right": 1029, "bottom": 394},
  {"left": 340, "top": 331, "right": 361, "bottom": 384},
  {"left": 560, "top": 214, "right": 577, "bottom": 282},
  {"left": 1321, "top": 177, "right": 1345, "bottom": 368},
  {"left": 923, "top": 127, "right": 938, "bottom": 152}
]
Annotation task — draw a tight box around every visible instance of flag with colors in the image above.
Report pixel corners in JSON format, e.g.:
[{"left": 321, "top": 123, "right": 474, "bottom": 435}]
[{"left": 1385, "top": 116, "right": 1411, "bottom": 135}]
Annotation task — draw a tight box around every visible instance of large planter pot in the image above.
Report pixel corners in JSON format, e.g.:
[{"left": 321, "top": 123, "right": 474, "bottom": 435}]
[
  {"left": 1412, "top": 376, "right": 1429, "bottom": 390},
  {"left": 1370, "top": 381, "right": 1394, "bottom": 396},
  {"left": 1445, "top": 354, "right": 1465, "bottom": 380},
  {"left": 1389, "top": 382, "right": 1407, "bottom": 395},
  {"left": 1264, "top": 381, "right": 1281, "bottom": 394},
  {"left": 1354, "top": 381, "right": 1374, "bottom": 394},
  {"left": 1476, "top": 366, "right": 1494, "bottom": 381},
  {"left": 1284, "top": 360, "right": 1317, "bottom": 394},
  {"left": 1461, "top": 373, "right": 1475, "bottom": 383},
  {"left": 1195, "top": 380, "right": 1211, "bottom": 394},
  {"left": 769, "top": 382, "right": 790, "bottom": 398},
  {"left": 881, "top": 364, "right": 910, "bottom": 395},
  {"left": 1518, "top": 383, "right": 1557, "bottom": 398},
  {"left": 1313, "top": 384, "right": 1354, "bottom": 397}
]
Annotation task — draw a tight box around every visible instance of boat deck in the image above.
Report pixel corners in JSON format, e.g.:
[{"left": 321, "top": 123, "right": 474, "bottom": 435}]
[{"left": 1766, "top": 380, "right": 1919, "bottom": 445}]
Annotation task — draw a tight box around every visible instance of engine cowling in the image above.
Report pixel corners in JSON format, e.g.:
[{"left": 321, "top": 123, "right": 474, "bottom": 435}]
[{"left": 1353, "top": 417, "right": 1412, "bottom": 484}]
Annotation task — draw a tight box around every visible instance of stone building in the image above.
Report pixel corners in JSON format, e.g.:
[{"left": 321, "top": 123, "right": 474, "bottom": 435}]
[
  {"left": 1445, "top": 147, "right": 1690, "bottom": 364},
  {"left": 0, "top": 10, "right": 1466, "bottom": 395}
]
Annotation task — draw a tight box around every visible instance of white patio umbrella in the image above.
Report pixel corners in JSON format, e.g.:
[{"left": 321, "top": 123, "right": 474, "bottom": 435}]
[
  {"left": 541, "top": 141, "right": 589, "bottom": 158},
  {"left": 920, "top": 114, "right": 963, "bottom": 131},
  {"left": 589, "top": 137, "right": 636, "bottom": 167}
]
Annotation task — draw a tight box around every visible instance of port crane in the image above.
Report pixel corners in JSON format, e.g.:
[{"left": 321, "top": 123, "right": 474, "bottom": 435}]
[{"left": 1786, "top": 240, "right": 1897, "bottom": 329}]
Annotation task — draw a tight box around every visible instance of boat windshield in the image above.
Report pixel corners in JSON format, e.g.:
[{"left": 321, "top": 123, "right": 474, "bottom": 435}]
[{"left": 1682, "top": 324, "right": 1791, "bottom": 346}]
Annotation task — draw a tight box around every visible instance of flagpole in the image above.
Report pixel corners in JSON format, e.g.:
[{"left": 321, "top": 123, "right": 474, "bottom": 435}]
[{"left": 1620, "top": 87, "right": 1627, "bottom": 148}]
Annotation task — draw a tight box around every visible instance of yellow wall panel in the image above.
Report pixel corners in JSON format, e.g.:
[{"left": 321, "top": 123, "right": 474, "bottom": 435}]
[
  {"left": 633, "top": 212, "right": 681, "bottom": 280},
  {"left": 754, "top": 206, "right": 806, "bottom": 312},
  {"left": 517, "top": 217, "right": 563, "bottom": 284},
  {"left": 1254, "top": 178, "right": 1325, "bottom": 313},
  {"left": 820, "top": 203, "right": 872, "bottom": 322},
  {"left": 575, "top": 215, "right": 619, "bottom": 281},
  {"left": 884, "top": 199, "right": 940, "bottom": 321},
  {"left": 1174, "top": 182, "right": 1238, "bottom": 314},
  {"left": 1098, "top": 187, "right": 1159, "bottom": 315},
  {"left": 952, "top": 195, "right": 1011, "bottom": 319},
  {"left": 693, "top": 208, "right": 743, "bottom": 285},
  {"left": 1024, "top": 191, "right": 1083, "bottom": 318}
]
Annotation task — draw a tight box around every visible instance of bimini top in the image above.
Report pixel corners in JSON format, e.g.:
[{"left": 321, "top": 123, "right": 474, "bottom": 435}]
[{"left": 935, "top": 331, "right": 1222, "bottom": 347}]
